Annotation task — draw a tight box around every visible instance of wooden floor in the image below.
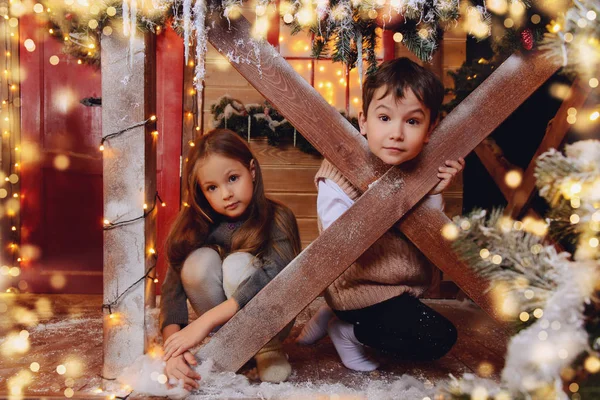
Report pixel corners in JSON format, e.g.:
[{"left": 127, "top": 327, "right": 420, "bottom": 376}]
[{"left": 0, "top": 294, "right": 508, "bottom": 398}]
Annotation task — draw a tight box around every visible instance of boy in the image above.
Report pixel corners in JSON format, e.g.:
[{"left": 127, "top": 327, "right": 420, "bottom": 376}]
[{"left": 297, "top": 57, "right": 464, "bottom": 371}]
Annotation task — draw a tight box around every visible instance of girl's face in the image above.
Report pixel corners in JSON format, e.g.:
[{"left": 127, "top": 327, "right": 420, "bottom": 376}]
[{"left": 197, "top": 154, "right": 256, "bottom": 220}]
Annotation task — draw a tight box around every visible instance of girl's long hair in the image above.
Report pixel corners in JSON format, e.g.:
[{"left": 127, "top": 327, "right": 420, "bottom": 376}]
[{"left": 166, "top": 129, "right": 301, "bottom": 270}]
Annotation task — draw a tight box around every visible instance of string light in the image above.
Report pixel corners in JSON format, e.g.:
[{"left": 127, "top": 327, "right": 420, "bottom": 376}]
[
  {"left": 103, "top": 192, "right": 164, "bottom": 231},
  {"left": 99, "top": 117, "right": 157, "bottom": 150},
  {"left": 1, "top": 10, "right": 21, "bottom": 290}
]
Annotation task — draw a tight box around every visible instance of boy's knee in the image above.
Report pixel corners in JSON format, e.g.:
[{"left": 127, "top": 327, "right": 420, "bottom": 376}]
[
  {"left": 429, "top": 321, "right": 458, "bottom": 361},
  {"left": 181, "top": 247, "right": 222, "bottom": 286}
]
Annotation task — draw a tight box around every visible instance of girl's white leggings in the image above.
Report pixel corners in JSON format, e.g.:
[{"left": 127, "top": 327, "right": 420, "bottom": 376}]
[{"left": 180, "top": 247, "right": 293, "bottom": 343}]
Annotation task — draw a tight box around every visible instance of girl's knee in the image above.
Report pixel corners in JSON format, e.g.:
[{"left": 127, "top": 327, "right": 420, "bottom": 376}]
[
  {"left": 222, "top": 252, "right": 258, "bottom": 297},
  {"left": 181, "top": 247, "right": 222, "bottom": 286}
]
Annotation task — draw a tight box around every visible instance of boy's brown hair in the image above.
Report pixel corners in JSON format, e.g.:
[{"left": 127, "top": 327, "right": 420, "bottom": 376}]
[{"left": 362, "top": 57, "right": 445, "bottom": 125}]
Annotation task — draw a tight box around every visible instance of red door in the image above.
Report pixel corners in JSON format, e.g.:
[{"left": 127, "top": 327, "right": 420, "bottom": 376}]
[
  {"left": 19, "top": 15, "right": 183, "bottom": 294},
  {"left": 20, "top": 14, "right": 104, "bottom": 293}
]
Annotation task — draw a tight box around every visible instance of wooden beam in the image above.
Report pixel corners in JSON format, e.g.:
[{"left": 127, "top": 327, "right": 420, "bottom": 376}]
[
  {"left": 507, "top": 80, "right": 591, "bottom": 219},
  {"left": 474, "top": 138, "right": 522, "bottom": 200},
  {"left": 202, "top": 10, "right": 561, "bottom": 372},
  {"left": 101, "top": 31, "right": 157, "bottom": 379}
]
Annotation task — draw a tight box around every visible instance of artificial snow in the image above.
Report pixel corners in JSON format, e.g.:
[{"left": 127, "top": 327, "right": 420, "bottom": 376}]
[{"left": 119, "top": 356, "right": 442, "bottom": 399}]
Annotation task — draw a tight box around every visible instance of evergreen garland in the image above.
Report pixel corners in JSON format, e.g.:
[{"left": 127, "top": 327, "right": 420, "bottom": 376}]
[
  {"left": 210, "top": 95, "right": 360, "bottom": 155},
  {"left": 443, "top": 21, "right": 547, "bottom": 114},
  {"left": 44, "top": 0, "right": 171, "bottom": 66}
]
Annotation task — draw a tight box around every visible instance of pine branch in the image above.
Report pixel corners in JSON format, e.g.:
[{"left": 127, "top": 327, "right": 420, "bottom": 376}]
[{"left": 451, "top": 208, "right": 570, "bottom": 325}]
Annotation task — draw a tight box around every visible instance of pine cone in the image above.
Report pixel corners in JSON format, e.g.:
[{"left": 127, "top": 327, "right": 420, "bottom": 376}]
[{"left": 520, "top": 28, "right": 534, "bottom": 51}]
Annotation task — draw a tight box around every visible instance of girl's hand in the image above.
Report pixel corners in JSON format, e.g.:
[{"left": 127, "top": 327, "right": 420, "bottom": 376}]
[
  {"left": 164, "top": 351, "right": 201, "bottom": 391},
  {"left": 163, "top": 324, "right": 209, "bottom": 361},
  {"left": 430, "top": 158, "right": 465, "bottom": 195}
]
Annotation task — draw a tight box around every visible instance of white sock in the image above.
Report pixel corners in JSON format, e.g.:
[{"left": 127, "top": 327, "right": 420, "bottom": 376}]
[
  {"left": 327, "top": 317, "right": 379, "bottom": 372},
  {"left": 296, "top": 305, "right": 334, "bottom": 345}
]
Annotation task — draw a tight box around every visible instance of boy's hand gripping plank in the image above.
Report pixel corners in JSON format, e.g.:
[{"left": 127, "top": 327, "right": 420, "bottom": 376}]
[{"left": 201, "top": 10, "right": 561, "bottom": 372}]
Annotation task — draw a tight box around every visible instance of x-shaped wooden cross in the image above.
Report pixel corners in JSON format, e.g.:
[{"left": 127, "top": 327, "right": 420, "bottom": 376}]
[{"left": 197, "top": 10, "right": 562, "bottom": 372}]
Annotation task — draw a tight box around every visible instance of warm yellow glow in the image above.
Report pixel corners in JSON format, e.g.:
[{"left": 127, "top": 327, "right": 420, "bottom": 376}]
[
  {"left": 283, "top": 13, "right": 294, "bottom": 24},
  {"left": 585, "top": 356, "right": 600, "bottom": 373},
  {"left": 480, "top": 248, "right": 490, "bottom": 259},
  {"left": 99, "top": 145, "right": 105, "bottom": 151},
  {"left": 552, "top": 23, "right": 561, "bottom": 33},
  {"left": 161, "top": 202, "right": 166, "bottom": 207},
  {"left": 590, "top": 78, "right": 599, "bottom": 88},
  {"left": 30, "top": 362, "right": 40, "bottom": 372},
  {"left": 149, "top": 248, "right": 156, "bottom": 255},
  {"left": 189, "top": 141, "right": 195, "bottom": 147},
  {"left": 296, "top": 8, "right": 313, "bottom": 25},
  {"left": 519, "top": 312, "right": 530, "bottom": 322},
  {"left": 505, "top": 170, "right": 522, "bottom": 188},
  {"left": 509, "top": 0, "right": 525, "bottom": 17},
  {"left": 570, "top": 214, "right": 580, "bottom": 224},
  {"left": 491, "top": 254, "right": 502, "bottom": 264},
  {"left": 589, "top": 237, "right": 599, "bottom": 248},
  {"left": 571, "top": 196, "right": 581, "bottom": 208},
  {"left": 150, "top": 115, "right": 157, "bottom": 121},
  {"left": 154, "top": 278, "right": 159, "bottom": 283},
  {"left": 569, "top": 383, "right": 579, "bottom": 393},
  {"left": 530, "top": 244, "right": 543, "bottom": 254},
  {"left": 393, "top": 32, "right": 403, "bottom": 42},
  {"left": 531, "top": 14, "right": 541, "bottom": 24},
  {"left": 471, "top": 386, "right": 488, "bottom": 400},
  {"left": 567, "top": 114, "right": 577, "bottom": 124},
  {"left": 533, "top": 308, "right": 543, "bottom": 318},
  {"left": 590, "top": 111, "right": 599, "bottom": 121},
  {"left": 0, "top": 331, "right": 29, "bottom": 356},
  {"left": 441, "top": 223, "right": 459, "bottom": 240},
  {"left": 152, "top": 130, "right": 159, "bottom": 137},
  {"left": 486, "top": 0, "right": 507, "bottom": 14},
  {"left": 504, "top": 18, "right": 514, "bottom": 28}
]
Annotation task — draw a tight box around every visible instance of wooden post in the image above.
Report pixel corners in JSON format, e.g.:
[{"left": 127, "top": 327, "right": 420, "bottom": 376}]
[
  {"left": 101, "top": 30, "right": 157, "bottom": 379},
  {"left": 203, "top": 10, "right": 561, "bottom": 371}
]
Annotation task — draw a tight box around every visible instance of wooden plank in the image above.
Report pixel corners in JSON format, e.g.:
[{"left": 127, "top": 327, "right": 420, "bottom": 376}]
[
  {"left": 507, "top": 80, "right": 591, "bottom": 219},
  {"left": 250, "top": 138, "right": 323, "bottom": 167},
  {"left": 201, "top": 12, "right": 561, "bottom": 370},
  {"left": 297, "top": 217, "right": 319, "bottom": 243},
  {"left": 267, "top": 192, "right": 317, "bottom": 218},
  {"left": 262, "top": 165, "right": 320, "bottom": 193},
  {"left": 474, "top": 138, "right": 521, "bottom": 200},
  {"left": 206, "top": 10, "right": 389, "bottom": 193}
]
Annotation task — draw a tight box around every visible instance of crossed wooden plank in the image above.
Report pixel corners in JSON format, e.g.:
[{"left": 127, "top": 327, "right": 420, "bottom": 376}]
[
  {"left": 471, "top": 79, "right": 590, "bottom": 225},
  {"left": 507, "top": 79, "right": 591, "bottom": 218},
  {"left": 198, "top": 10, "right": 561, "bottom": 372}
]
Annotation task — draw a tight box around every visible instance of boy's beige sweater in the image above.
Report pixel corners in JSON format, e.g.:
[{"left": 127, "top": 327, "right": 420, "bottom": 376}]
[{"left": 315, "top": 159, "right": 433, "bottom": 311}]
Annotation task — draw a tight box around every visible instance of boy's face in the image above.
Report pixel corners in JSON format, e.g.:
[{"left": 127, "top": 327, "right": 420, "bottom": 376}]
[{"left": 358, "top": 86, "right": 436, "bottom": 166}]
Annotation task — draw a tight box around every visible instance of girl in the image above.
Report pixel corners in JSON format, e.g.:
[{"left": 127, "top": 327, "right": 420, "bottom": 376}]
[{"left": 160, "top": 129, "right": 301, "bottom": 389}]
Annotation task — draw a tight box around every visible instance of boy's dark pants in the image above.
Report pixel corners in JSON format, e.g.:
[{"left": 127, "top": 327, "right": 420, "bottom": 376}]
[{"left": 334, "top": 293, "right": 458, "bottom": 361}]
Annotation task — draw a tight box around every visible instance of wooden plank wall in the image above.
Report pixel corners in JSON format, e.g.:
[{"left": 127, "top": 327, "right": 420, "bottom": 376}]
[{"left": 200, "top": 12, "right": 466, "bottom": 292}]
